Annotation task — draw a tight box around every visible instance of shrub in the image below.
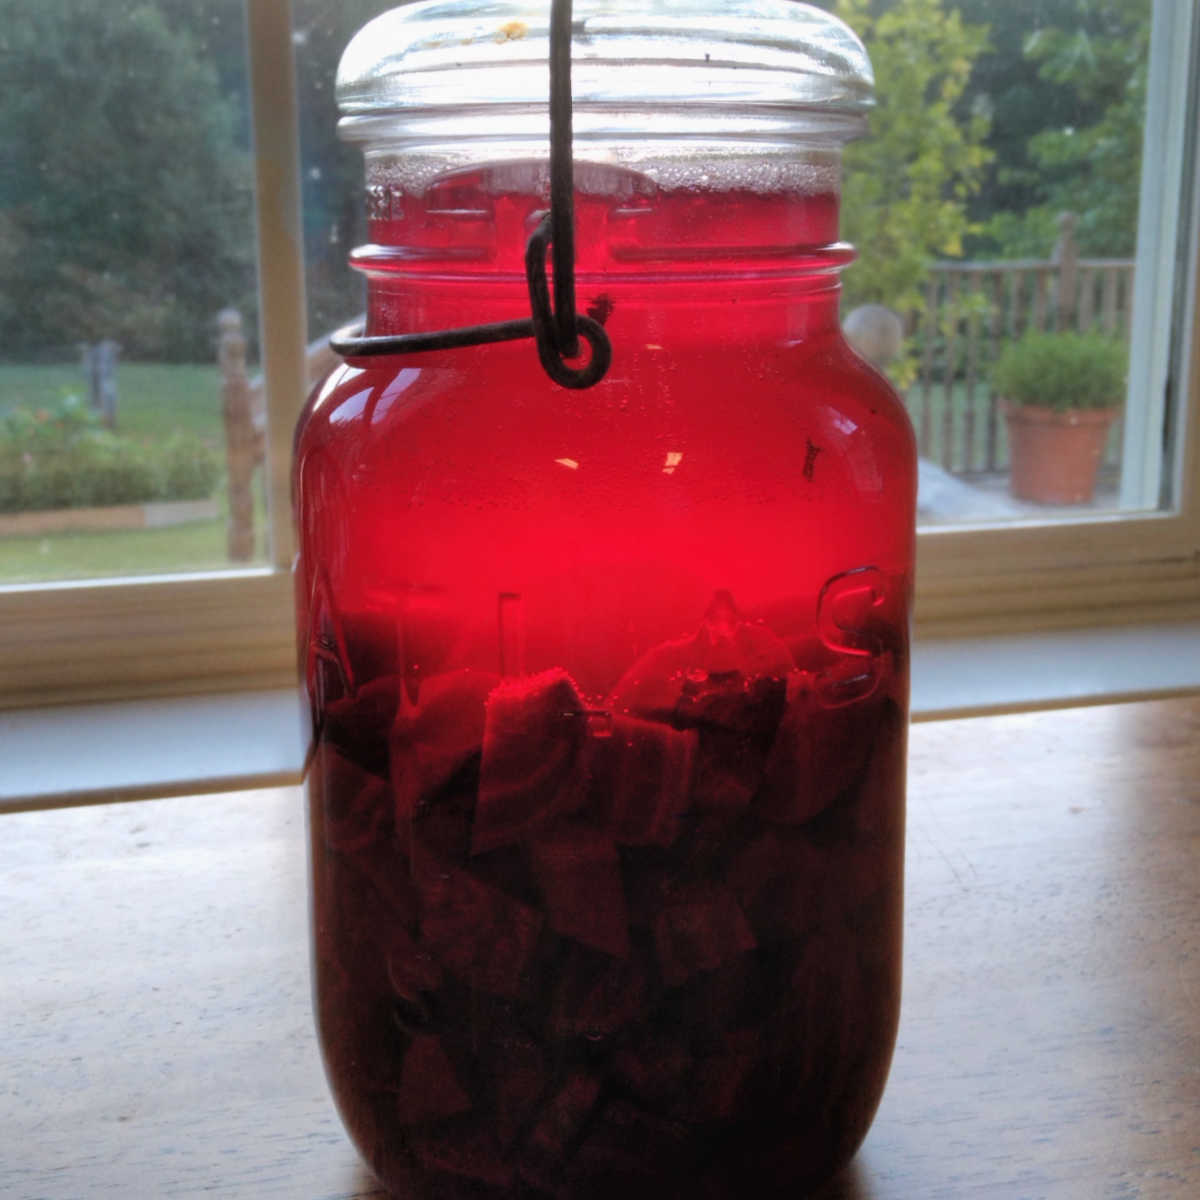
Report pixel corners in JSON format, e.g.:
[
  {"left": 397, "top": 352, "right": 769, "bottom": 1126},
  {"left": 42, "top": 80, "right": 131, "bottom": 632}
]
[
  {"left": 990, "top": 332, "right": 1128, "bottom": 412},
  {"left": 0, "top": 395, "right": 222, "bottom": 513}
]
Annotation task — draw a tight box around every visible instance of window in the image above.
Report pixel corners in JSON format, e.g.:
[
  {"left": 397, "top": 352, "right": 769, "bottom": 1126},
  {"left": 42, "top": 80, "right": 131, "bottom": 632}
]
[{"left": 1, "top": 0, "right": 1197, "bottom": 712}]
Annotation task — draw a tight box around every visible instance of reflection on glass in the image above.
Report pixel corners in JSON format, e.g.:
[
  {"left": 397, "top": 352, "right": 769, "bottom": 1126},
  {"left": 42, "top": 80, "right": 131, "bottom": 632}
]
[{"left": 0, "top": 0, "right": 260, "bottom": 583}]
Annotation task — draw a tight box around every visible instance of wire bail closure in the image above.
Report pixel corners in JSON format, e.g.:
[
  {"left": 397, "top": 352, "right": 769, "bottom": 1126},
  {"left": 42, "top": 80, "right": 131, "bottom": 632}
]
[{"left": 329, "top": 0, "right": 612, "bottom": 391}]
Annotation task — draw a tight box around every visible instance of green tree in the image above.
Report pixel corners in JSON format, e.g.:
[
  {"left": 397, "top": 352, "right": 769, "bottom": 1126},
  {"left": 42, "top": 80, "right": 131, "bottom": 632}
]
[
  {"left": 955, "top": 0, "right": 1151, "bottom": 258},
  {"left": 292, "top": 0, "right": 389, "bottom": 339},
  {"left": 832, "top": 0, "right": 991, "bottom": 313},
  {"left": 0, "top": 1, "right": 255, "bottom": 362},
  {"left": 1018, "top": 2, "right": 1150, "bottom": 257}
]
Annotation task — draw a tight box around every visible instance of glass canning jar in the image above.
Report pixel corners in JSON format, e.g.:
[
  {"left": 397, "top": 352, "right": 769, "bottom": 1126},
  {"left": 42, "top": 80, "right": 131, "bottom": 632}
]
[{"left": 293, "top": 2, "right": 916, "bottom": 1196}]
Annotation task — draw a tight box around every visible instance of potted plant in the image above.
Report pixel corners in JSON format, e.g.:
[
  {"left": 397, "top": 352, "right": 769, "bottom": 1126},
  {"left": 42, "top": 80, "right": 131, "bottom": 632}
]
[{"left": 991, "top": 331, "right": 1128, "bottom": 504}]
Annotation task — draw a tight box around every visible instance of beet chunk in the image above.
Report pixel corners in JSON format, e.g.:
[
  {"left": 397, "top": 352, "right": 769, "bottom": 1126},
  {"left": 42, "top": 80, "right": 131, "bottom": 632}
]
[
  {"left": 548, "top": 944, "right": 647, "bottom": 1040},
  {"left": 612, "top": 1031, "right": 693, "bottom": 1114},
  {"left": 518, "top": 1072, "right": 603, "bottom": 1193},
  {"left": 415, "top": 849, "right": 544, "bottom": 997},
  {"left": 312, "top": 742, "right": 390, "bottom": 852},
  {"left": 322, "top": 673, "right": 404, "bottom": 778},
  {"left": 725, "top": 826, "right": 828, "bottom": 944},
  {"left": 394, "top": 1034, "right": 473, "bottom": 1124},
  {"left": 410, "top": 1119, "right": 516, "bottom": 1190},
  {"left": 529, "top": 827, "right": 631, "bottom": 959},
  {"left": 609, "top": 591, "right": 795, "bottom": 725},
  {"left": 565, "top": 1100, "right": 693, "bottom": 1197},
  {"left": 384, "top": 923, "right": 442, "bottom": 1031},
  {"left": 492, "top": 1033, "right": 548, "bottom": 1148},
  {"left": 390, "top": 668, "right": 498, "bottom": 821},
  {"left": 653, "top": 883, "right": 755, "bottom": 986},
  {"left": 474, "top": 669, "right": 589, "bottom": 852},
  {"left": 758, "top": 672, "right": 882, "bottom": 825},
  {"left": 582, "top": 715, "right": 697, "bottom": 845},
  {"left": 686, "top": 1029, "right": 761, "bottom": 1122}
]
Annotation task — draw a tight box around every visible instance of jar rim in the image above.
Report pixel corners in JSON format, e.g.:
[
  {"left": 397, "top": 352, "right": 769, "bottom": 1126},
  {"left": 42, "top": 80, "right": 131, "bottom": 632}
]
[{"left": 337, "top": 0, "right": 874, "bottom": 140}]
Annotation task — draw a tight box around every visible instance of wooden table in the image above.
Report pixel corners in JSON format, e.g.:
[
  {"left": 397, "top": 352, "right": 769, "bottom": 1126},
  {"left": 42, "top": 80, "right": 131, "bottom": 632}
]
[{"left": 3, "top": 696, "right": 1199, "bottom": 1199}]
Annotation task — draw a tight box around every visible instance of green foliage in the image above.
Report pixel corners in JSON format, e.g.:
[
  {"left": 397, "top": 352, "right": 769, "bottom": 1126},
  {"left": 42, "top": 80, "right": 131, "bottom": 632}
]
[
  {"left": 0, "top": 393, "right": 220, "bottom": 512},
  {"left": 158, "top": 432, "right": 222, "bottom": 501},
  {"left": 1018, "top": 7, "right": 1149, "bottom": 257},
  {"left": 0, "top": 1, "right": 256, "bottom": 362},
  {"left": 962, "top": 0, "right": 1151, "bottom": 259},
  {"left": 834, "top": 0, "right": 992, "bottom": 313},
  {"left": 990, "top": 332, "right": 1128, "bottom": 411}
]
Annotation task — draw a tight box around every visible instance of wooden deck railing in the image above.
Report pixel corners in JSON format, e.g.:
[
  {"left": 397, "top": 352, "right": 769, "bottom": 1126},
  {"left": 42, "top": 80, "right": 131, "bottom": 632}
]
[
  {"left": 911, "top": 213, "right": 1134, "bottom": 474},
  {"left": 217, "top": 308, "right": 352, "bottom": 561}
]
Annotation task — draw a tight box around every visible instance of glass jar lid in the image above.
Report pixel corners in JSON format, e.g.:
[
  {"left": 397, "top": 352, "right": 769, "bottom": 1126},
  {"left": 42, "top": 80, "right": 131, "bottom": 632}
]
[{"left": 337, "top": 0, "right": 874, "bottom": 145}]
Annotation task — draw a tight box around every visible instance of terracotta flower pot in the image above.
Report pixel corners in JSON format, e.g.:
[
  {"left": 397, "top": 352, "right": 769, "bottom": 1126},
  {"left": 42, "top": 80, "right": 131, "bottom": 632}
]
[{"left": 1003, "top": 402, "right": 1119, "bottom": 505}]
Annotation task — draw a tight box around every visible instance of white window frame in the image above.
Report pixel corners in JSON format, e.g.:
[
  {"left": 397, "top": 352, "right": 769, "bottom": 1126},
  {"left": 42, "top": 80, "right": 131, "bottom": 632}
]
[{"left": 0, "top": 0, "right": 1197, "bottom": 712}]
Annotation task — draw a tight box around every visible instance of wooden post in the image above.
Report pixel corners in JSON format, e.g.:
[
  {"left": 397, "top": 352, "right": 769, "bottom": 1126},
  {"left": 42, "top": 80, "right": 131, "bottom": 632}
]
[
  {"left": 1051, "top": 211, "right": 1078, "bottom": 332},
  {"left": 963, "top": 271, "right": 982, "bottom": 474},
  {"left": 942, "top": 272, "right": 959, "bottom": 469},
  {"left": 919, "top": 276, "right": 938, "bottom": 459},
  {"left": 95, "top": 340, "right": 120, "bottom": 428},
  {"left": 219, "top": 308, "right": 257, "bottom": 562},
  {"left": 80, "top": 341, "right": 120, "bottom": 428}
]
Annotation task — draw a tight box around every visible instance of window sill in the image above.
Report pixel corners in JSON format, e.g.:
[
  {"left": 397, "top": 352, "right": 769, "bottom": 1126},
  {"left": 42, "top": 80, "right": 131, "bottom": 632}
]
[{"left": 5, "top": 620, "right": 1200, "bottom": 812}]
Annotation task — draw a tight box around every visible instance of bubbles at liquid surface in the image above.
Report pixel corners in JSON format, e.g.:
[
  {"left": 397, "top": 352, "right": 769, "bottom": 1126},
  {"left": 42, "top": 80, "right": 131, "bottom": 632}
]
[{"left": 366, "top": 148, "right": 841, "bottom": 200}]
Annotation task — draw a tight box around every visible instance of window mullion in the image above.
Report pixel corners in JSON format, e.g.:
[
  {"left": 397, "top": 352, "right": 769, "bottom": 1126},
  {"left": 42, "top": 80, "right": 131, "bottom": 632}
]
[
  {"left": 246, "top": 0, "right": 307, "bottom": 570},
  {"left": 1121, "top": 0, "right": 1197, "bottom": 510}
]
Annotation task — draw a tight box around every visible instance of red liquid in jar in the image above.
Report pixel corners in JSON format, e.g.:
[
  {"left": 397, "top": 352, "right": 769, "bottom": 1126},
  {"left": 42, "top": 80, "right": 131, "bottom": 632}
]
[{"left": 296, "top": 163, "right": 915, "bottom": 1198}]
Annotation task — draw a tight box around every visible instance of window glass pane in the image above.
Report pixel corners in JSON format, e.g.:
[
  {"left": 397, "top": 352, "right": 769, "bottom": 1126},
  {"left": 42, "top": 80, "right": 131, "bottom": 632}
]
[
  {"left": 0, "top": 0, "right": 263, "bottom": 583},
  {"left": 295, "top": 0, "right": 1192, "bottom": 533},
  {"left": 294, "top": 1, "right": 390, "bottom": 344},
  {"left": 824, "top": 0, "right": 1189, "bottom": 528}
]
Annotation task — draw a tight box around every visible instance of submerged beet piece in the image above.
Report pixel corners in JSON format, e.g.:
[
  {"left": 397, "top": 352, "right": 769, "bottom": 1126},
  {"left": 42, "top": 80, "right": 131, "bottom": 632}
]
[
  {"left": 406, "top": 767, "right": 478, "bottom": 873},
  {"left": 759, "top": 672, "right": 884, "bottom": 825},
  {"left": 548, "top": 944, "right": 647, "bottom": 1040},
  {"left": 583, "top": 715, "right": 697, "bottom": 845},
  {"left": 518, "top": 1072, "right": 603, "bottom": 1193},
  {"left": 323, "top": 673, "right": 404, "bottom": 778},
  {"left": 384, "top": 923, "right": 442, "bottom": 1031},
  {"left": 686, "top": 1029, "right": 761, "bottom": 1122},
  {"left": 672, "top": 950, "right": 764, "bottom": 1039},
  {"left": 530, "top": 827, "right": 631, "bottom": 959},
  {"left": 313, "top": 742, "right": 390, "bottom": 852},
  {"left": 726, "top": 826, "right": 829, "bottom": 944},
  {"left": 681, "top": 671, "right": 789, "bottom": 813},
  {"left": 416, "top": 849, "right": 543, "bottom": 997},
  {"left": 410, "top": 1118, "right": 516, "bottom": 1190},
  {"left": 492, "top": 1033, "right": 548, "bottom": 1147},
  {"left": 346, "top": 835, "right": 420, "bottom": 929},
  {"left": 653, "top": 883, "right": 756, "bottom": 986},
  {"left": 565, "top": 1100, "right": 694, "bottom": 1196},
  {"left": 612, "top": 1031, "right": 693, "bottom": 1114},
  {"left": 609, "top": 591, "right": 795, "bottom": 726},
  {"left": 475, "top": 669, "right": 589, "bottom": 853},
  {"left": 394, "top": 1034, "right": 473, "bottom": 1124},
  {"left": 390, "top": 668, "right": 498, "bottom": 820}
]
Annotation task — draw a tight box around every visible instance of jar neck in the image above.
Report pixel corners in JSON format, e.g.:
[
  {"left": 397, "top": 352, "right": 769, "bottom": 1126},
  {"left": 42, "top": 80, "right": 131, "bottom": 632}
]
[{"left": 355, "top": 157, "right": 852, "bottom": 342}]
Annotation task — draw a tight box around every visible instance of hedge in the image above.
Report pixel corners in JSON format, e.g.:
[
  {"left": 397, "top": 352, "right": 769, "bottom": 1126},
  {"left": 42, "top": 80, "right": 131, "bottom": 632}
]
[{"left": 0, "top": 395, "right": 221, "bottom": 513}]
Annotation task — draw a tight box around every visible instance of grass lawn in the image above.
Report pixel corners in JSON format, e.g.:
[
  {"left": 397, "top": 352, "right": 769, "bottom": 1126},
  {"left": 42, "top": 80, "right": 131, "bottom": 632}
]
[
  {"left": 0, "top": 360, "right": 271, "bottom": 583},
  {"left": 0, "top": 361, "right": 224, "bottom": 441}
]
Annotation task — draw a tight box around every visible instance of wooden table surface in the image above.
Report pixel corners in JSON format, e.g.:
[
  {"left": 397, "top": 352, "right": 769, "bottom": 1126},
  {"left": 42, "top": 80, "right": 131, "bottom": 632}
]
[{"left": 3, "top": 695, "right": 1199, "bottom": 1199}]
